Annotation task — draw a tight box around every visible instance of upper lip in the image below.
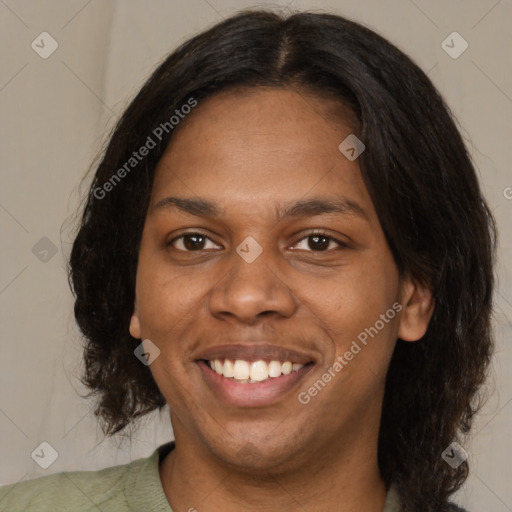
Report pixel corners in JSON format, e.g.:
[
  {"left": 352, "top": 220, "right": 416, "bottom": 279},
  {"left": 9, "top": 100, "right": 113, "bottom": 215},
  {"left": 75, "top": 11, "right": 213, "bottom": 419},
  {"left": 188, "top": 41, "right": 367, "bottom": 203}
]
[{"left": 196, "top": 344, "right": 316, "bottom": 365}]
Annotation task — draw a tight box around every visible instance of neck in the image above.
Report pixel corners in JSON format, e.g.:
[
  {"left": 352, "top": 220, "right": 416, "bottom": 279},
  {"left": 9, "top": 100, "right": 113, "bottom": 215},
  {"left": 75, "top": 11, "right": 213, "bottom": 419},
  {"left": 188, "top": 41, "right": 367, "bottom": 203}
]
[{"left": 159, "top": 426, "right": 387, "bottom": 512}]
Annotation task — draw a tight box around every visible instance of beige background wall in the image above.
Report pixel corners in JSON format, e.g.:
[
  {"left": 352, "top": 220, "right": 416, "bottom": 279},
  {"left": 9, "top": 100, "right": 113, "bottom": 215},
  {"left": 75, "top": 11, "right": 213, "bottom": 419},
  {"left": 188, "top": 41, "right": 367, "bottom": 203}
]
[{"left": 1, "top": 0, "right": 511, "bottom": 509}]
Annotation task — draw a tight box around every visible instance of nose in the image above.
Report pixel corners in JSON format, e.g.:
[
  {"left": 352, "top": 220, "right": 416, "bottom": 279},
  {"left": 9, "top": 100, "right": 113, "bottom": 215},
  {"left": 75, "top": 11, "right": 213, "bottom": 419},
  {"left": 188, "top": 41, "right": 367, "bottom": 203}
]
[{"left": 208, "top": 243, "right": 297, "bottom": 325}]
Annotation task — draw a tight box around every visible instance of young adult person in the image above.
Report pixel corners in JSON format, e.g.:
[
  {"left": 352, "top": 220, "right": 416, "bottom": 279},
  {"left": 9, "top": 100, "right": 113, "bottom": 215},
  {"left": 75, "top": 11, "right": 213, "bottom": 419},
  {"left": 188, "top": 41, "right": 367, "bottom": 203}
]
[{"left": 0, "top": 9, "right": 496, "bottom": 512}]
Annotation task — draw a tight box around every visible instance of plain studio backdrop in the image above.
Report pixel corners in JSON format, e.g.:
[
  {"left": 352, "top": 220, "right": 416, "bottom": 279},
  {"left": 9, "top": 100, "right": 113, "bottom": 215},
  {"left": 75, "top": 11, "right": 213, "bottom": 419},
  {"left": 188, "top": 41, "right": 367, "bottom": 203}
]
[{"left": 0, "top": 1, "right": 511, "bottom": 510}]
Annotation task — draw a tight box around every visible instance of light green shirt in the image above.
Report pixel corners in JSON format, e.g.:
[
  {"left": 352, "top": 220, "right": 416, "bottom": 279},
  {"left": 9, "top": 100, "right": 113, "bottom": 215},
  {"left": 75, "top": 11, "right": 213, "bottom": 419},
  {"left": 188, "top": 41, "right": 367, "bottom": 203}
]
[{"left": 0, "top": 441, "right": 402, "bottom": 511}]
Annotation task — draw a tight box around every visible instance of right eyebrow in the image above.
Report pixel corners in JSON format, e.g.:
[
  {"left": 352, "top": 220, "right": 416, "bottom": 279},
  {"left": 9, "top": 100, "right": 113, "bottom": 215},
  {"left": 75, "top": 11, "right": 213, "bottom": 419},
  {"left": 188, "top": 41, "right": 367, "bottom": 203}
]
[{"left": 151, "top": 196, "right": 221, "bottom": 217}]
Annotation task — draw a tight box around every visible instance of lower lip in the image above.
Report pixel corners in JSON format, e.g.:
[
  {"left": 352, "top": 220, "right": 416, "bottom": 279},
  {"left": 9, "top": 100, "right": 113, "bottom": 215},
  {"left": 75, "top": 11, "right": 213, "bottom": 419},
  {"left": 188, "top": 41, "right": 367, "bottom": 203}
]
[{"left": 197, "top": 360, "right": 314, "bottom": 407}]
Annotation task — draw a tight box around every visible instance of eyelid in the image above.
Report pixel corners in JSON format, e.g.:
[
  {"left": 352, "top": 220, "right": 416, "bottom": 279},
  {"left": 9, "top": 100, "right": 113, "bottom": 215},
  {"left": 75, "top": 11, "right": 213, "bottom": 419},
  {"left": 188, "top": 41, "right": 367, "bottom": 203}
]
[
  {"left": 167, "top": 230, "right": 220, "bottom": 249},
  {"left": 291, "top": 230, "right": 348, "bottom": 250}
]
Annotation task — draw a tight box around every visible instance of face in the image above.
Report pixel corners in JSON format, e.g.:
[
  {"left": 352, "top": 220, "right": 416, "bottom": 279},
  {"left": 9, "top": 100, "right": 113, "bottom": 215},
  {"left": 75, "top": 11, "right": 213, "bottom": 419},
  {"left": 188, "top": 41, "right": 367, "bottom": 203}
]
[{"left": 130, "top": 87, "right": 433, "bottom": 472}]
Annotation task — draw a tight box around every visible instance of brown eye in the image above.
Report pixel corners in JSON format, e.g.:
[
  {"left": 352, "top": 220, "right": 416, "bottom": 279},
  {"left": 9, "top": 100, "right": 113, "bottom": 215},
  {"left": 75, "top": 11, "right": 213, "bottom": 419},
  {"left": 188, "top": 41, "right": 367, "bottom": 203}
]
[
  {"left": 294, "top": 233, "right": 346, "bottom": 252},
  {"left": 168, "top": 233, "right": 220, "bottom": 251}
]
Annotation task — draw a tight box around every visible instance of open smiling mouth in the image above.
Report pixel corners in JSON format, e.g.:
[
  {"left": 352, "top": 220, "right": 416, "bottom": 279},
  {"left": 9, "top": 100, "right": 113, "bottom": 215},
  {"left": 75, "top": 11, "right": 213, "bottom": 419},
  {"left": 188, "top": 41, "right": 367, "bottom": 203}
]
[
  {"left": 201, "top": 358, "right": 312, "bottom": 382},
  {"left": 196, "top": 359, "right": 315, "bottom": 407}
]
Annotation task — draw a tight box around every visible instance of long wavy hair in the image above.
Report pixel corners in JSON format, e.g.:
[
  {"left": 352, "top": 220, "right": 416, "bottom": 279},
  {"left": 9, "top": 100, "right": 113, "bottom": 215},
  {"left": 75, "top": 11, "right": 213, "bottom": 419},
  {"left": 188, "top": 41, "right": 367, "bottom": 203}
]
[{"left": 68, "top": 9, "right": 497, "bottom": 511}]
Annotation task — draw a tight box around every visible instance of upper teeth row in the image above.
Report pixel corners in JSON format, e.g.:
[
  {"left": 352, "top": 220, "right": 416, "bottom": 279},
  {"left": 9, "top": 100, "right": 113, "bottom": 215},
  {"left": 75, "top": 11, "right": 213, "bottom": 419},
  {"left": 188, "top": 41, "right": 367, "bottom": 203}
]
[{"left": 209, "top": 359, "right": 304, "bottom": 381}]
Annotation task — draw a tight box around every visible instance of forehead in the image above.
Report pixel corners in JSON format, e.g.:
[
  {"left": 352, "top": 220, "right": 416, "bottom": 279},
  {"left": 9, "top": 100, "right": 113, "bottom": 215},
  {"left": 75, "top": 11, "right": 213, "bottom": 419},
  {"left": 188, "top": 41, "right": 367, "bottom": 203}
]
[{"left": 149, "top": 87, "right": 376, "bottom": 223}]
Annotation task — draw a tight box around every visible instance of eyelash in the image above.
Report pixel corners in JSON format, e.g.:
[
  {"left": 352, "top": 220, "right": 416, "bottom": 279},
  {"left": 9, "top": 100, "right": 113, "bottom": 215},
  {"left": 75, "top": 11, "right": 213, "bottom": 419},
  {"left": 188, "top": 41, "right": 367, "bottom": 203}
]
[{"left": 167, "top": 230, "right": 347, "bottom": 252}]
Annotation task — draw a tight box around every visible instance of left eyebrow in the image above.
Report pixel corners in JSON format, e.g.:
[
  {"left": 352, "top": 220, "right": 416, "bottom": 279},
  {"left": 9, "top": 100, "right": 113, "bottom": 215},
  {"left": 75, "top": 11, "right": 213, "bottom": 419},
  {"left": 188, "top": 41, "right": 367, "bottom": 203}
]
[
  {"left": 277, "top": 197, "right": 369, "bottom": 222},
  {"left": 151, "top": 195, "right": 370, "bottom": 222}
]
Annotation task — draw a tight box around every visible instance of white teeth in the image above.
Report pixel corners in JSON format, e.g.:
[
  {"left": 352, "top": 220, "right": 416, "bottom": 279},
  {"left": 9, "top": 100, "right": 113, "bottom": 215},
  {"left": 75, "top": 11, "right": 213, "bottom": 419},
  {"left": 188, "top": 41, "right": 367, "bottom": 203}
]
[
  {"left": 249, "top": 360, "right": 268, "bottom": 381},
  {"left": 233, "top": 360, "right": 250, "bottom": 380},
  {"left": 268, "top": 360, "right": 282, "bottom": 378},
  {"left": 207, "top": 358, "right": 306, "bottom": 382},
  {"left": 222, "top": 359, "right": 234, "bottom": 378},
  {"left": 281, "top": 362, "right": 292, "bottom": 375}
]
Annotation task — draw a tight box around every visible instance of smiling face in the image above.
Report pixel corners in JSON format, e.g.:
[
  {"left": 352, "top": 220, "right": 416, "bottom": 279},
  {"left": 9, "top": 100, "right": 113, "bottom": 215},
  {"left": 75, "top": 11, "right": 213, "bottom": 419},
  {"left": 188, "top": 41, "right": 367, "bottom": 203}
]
[{"left": 129, "top": 86, "right": 433, "bottom": 474}]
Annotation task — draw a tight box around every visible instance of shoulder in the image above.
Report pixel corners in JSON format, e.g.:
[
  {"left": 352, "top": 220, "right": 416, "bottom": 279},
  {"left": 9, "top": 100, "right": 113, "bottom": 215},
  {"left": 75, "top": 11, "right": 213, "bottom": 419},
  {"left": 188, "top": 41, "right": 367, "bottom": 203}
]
[{"left": 0, "top": 455, "right": 144, "bottom": 512}]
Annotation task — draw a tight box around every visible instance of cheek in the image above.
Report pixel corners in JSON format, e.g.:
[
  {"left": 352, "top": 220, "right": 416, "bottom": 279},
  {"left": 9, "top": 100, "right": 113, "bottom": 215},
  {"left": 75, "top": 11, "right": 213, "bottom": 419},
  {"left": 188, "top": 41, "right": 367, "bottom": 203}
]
[
  {"left": 138, "top": 277, "right": 203, "bottom": 335},
  {"left": 306, "top": 273, "right": 400, "bottom": 409},
  {"left": 135, "top": 248, "right": 211, "bottom": 341},
  {"left": 298, "top": 256, "right": 400, "bottom": 367},
  {"left": 299, "top": 263, "right": 398, "bottom": 331}
]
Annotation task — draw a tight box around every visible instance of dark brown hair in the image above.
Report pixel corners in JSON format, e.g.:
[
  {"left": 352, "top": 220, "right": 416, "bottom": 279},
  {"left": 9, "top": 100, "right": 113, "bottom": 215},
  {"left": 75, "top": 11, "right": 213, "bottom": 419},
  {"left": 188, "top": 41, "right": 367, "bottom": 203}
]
[{"left": 68, "top": 9, "right": 497, "bottom": 511}]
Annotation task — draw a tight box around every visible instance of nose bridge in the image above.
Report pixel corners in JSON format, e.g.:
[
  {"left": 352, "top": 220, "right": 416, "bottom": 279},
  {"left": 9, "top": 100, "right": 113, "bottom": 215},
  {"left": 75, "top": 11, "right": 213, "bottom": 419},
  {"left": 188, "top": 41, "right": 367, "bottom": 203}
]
[
  {"left": 208, "top": 235, "right": 296, "bottom": 322},
  {"left": 232, "top": 236, "right": 276, "bottom": 286}
]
